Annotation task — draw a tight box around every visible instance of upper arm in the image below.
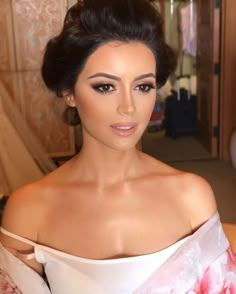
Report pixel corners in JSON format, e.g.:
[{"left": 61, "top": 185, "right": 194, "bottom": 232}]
[
  {"left": 0, "top": 185, "right": 44, "bottom": 275},
  {"left": 180, "top": 173, "right": 217, "bottom": 231}
]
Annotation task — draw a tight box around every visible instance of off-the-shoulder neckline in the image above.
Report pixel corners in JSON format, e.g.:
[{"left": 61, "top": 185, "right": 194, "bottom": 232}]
[{"left": 0, "top": 212, "right": 219, "bottom": 264}]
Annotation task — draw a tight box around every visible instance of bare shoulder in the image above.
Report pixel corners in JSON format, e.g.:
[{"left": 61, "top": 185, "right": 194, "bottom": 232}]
[
  {"left": 176, "top": 171, "right": 217, "bottom": 230},
  {"left": 1, "top": 180, "right": 48, "bottom": 241},
  {"left": 142, "top": 153, "right": 217, "bottom": 230},
  {"left": 1, "top": 160, "right": 73, "bottom": 238},
  {"left": 0, "top": 177, "right": 55, "bottom": 274}
]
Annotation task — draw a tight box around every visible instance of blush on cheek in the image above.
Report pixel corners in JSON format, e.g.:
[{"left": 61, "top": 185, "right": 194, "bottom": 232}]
[
  {"left": 146, "top": 100, "right": 157, "bottom": 116},
  {"left": 77, "top": 101, "right": 110, "bottom": 124}
]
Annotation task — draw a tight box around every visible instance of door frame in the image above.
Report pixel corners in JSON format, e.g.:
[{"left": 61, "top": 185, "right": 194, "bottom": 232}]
[
  {"left": 219, "top": 0, "right": 236, "bottom": 161},
  {"left": 196, "top": 0, "right": 221, "bottom": 158}
]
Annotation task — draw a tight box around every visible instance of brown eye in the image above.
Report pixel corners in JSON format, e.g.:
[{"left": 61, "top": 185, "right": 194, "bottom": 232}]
[
  {"left": 135, "top": 83, "right": 156, "bottom": 93},
  {"left": 92, "top": 83, "right": 115, "bottom": 94}
]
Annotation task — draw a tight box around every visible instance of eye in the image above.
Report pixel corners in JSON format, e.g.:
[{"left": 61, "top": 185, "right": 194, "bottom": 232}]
[
  {"left": 135, "top": 83, "right": 156, "bottom": 93},
  {"left": 91, "top": 83, "right": 115, "bottom": 94}
]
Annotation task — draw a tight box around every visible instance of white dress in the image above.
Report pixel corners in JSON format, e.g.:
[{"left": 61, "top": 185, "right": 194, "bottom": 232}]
[
  {"left": 1, "top": 213, "right": 236, "bottom": 293},
  {"left": 0, "top": 227, "right": 189, "bottom": 294}
]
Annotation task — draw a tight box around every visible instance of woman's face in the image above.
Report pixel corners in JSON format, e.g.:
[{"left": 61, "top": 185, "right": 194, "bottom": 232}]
[{"left": 70, "top": 41, "right": 157, "bottom": 151}]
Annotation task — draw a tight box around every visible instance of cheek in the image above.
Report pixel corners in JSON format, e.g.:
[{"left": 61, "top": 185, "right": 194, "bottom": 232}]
[
  {"left": 139, "top": 96, "right": 156, "bottom": 117},
  {"left": 74, "top": 93, "right": 109, "bottom": 121}
]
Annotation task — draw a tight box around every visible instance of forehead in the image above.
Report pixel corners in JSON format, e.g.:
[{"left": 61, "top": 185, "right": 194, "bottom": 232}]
[{"left": 81, "top": 41, "right": 156, "bottom": 76}]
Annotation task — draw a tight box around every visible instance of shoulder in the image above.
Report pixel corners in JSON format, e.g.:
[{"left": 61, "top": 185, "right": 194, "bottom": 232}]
[
  {"left": 177, "top": 172, "right": 217, "bottom": 231},
  {"left": 1, "top": 179, "right": 50, "bottom": 241},
  {"left": 143, "top": 154, "right": 217, "bottom": 230},
  {"left": 1, "top": 162, "right": 73, "bottom": 239},
  {"left": 0, "top": 180, "right": 51, "bottom": 274}
]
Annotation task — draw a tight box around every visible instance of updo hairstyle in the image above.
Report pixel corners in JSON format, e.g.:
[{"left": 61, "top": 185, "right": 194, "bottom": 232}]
[{"left": 41, "top": 0, "right": 177, "bottom": 125}]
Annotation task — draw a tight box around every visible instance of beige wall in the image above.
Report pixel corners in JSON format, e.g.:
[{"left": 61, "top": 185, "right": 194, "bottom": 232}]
[{"left": 0, "top": 0, "right": 75, "bottom": 157}]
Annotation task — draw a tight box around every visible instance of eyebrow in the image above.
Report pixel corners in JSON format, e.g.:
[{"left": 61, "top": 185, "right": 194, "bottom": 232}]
[
  {"left": 134, "top": 73, "right": 156, "bottom": 81},
  {"left": 88, "top": 72, "right": 156, "bottom": 81}
]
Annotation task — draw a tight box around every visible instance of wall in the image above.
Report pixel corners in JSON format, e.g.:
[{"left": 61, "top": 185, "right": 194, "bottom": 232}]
[{"left": 0, "top": 0, "right": 77, "bottom": 157}]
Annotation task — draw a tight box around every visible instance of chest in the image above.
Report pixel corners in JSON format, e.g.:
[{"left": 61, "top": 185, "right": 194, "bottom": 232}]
[{"left": 39, "top": 188, "right": 191, "bottom": 259}]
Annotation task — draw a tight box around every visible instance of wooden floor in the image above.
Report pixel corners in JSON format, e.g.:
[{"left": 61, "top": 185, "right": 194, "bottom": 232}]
[{"left": 142, "top": 130, "right": 212, "bottom": 162}]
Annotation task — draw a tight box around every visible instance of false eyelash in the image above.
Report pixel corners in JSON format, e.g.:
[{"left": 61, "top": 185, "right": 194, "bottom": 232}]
[
  {"left": 91, "top": 83, "right": 114, "bottom": 88},
  {"left": 138, "top": 82, "right": 156, "bottom": 89},
  {"left": 91, "top": 83, "right": 115, "bottom": 93},
  {"left": 136, "top": 83, "right": 157, "bottom": 93}
]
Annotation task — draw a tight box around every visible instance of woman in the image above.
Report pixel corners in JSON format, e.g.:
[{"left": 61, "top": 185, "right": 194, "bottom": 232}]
[{"left": 0, "top": 0, "right": 235, "bottom": 293}]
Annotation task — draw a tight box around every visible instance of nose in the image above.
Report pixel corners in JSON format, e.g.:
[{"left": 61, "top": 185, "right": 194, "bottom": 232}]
[{"left": 117, "top": 89, "right": 136, "bottom": 115}]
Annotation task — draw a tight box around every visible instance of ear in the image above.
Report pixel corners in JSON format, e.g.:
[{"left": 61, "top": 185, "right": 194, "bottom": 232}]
[{"left": 65, "top": 95, "right": 76, "bottom": 107}]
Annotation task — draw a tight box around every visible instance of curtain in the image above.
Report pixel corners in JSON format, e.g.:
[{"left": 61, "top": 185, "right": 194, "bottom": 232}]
[{"left": 0, "top": 82, "right": 56, "bottom": 195}]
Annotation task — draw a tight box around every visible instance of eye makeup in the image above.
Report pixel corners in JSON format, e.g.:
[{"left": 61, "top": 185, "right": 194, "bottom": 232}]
[
  {"left": 91, "top": 82, "right": 116, "bottom": 94},
  {"left": 135, "top": 82, "right": 156, "bottom": 93}
]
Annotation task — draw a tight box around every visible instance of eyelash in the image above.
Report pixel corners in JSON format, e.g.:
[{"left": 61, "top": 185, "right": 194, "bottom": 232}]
[
  {"left": 92, "top": 83, "right": 114, "bottom": 94},
  {"left": 91, "top": 82, "right": 156, "bottom": 94},
  {"left": 135, "top": 83, "right": 156, "bottom": 93}
]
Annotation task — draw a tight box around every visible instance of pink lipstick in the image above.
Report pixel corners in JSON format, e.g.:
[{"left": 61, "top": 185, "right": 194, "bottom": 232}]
[{"left": 110, "top": 122, "right": 137, "bottom": 137}]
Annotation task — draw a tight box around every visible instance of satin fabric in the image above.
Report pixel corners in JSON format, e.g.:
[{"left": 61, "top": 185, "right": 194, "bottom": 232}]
[{"left": 0, "top": 213, "right": 236, "bottom": 294}]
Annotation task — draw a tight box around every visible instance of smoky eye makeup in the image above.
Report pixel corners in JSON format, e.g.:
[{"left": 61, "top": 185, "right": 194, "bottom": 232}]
[
  {"left": 135, "top": 82, "right": 157, "bottom": 93},
  {"left": 91, "top": 82, "right": 116, "bottom": 94}
]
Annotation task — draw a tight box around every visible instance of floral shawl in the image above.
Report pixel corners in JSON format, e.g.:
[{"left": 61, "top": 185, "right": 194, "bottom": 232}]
[
  {"left": 135, "top": 213, "right": 236, "bottom": 293},
  {"left": 0, "top": 213, "right": 235, "bottom": 294}
]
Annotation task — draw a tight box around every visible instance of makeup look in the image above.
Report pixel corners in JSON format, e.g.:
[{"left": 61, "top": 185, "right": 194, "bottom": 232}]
[{"left": 67, "top": 41, "right": 157, "bottom": 152}]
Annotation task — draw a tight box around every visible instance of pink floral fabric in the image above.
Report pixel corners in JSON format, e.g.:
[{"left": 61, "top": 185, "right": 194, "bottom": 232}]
[
  {"left": 135, "top": 213, "right": 236, "bottom": 293},
  {"left": 0, "top": 213, "right": 235, "bottom": 293},
  {"left": 188, "top": 247, "right": 236, "bottom": 293},
  {"left": 0, "top": 269, "right": 22, "bottom": 294}
]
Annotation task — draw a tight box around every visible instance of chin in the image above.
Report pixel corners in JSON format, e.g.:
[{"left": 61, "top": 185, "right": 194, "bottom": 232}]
[
  {"left": 109, "top": 137, "right": 142, "bottom": 152},
  {"left": 83, "top": 125, "right": 145, "bottom": 152},
  {"left": 109, "top": 128, "right": 145, "bottom": 152}
]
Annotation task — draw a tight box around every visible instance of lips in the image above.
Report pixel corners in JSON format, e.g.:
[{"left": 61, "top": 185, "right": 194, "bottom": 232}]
[{"left": 110, "top": 122, "right": 137, "bottom": 137}]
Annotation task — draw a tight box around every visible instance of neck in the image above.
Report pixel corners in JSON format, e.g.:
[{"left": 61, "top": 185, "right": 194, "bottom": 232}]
[{"left": 74, "top": 137, "right": 143, "bottom": 185}]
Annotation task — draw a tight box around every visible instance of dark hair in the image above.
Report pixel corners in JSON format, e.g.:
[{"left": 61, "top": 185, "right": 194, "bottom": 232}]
[{"left": 41, "top": 0, "right": 177, "bottom": 125}]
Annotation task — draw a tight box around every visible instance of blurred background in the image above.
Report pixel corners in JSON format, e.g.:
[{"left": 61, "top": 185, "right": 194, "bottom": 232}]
[{"left": 0, "top": 0, "right": 236, "bottom": 222}]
